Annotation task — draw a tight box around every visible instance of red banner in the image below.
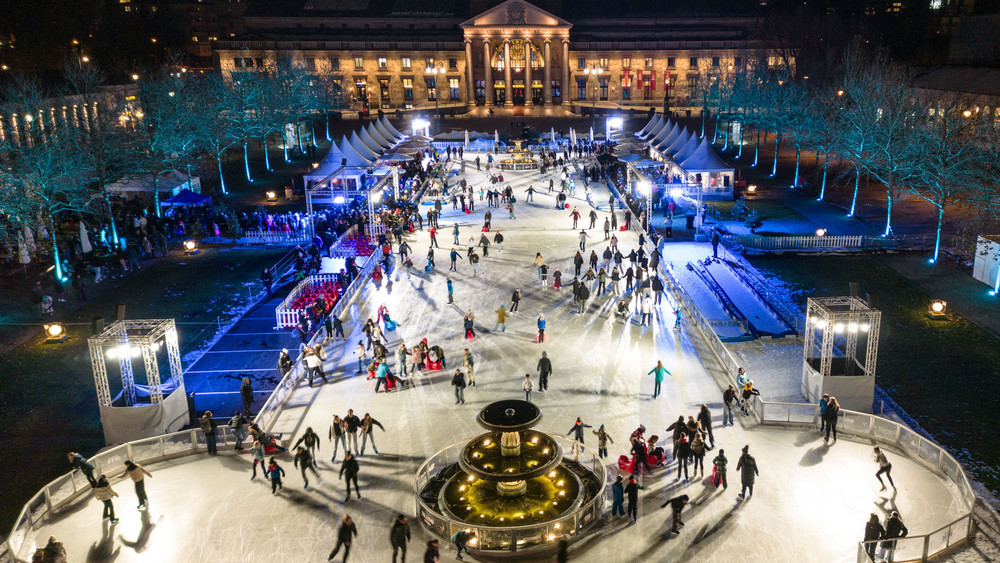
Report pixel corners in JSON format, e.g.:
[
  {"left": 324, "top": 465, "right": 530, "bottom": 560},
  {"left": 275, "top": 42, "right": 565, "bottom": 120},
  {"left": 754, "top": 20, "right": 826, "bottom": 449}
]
[
  {"left": 637, "top": 69, "right": 643, "bottom": 83},
  {"left": 650, "top": 70, "right": 656, "bottom": 90}
]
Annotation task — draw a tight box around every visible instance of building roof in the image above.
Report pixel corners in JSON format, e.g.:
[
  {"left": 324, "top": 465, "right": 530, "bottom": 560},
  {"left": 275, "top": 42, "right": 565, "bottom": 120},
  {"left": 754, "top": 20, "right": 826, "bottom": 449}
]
[{"left": 910, "top": 66, "right": 1000, "bottom": 98}]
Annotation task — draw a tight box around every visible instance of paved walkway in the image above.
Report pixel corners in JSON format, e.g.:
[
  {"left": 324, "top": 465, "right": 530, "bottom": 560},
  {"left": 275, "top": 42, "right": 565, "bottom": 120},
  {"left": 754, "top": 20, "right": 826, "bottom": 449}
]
[{"left": 17, "top": 154, "right": 968, "bottom": 563}]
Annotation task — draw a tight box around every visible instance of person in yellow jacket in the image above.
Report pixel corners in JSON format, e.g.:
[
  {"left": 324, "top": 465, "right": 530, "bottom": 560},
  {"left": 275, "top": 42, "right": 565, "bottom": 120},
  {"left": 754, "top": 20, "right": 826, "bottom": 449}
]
[
  {"left": 117, "top": 460, "right": 153, "bottom": 510},
  {"left": 493, "top": 305, "right": 507, "bottom": 332},
  {"left": 93, "top": 474, "right": 119, "bottom": 523}
]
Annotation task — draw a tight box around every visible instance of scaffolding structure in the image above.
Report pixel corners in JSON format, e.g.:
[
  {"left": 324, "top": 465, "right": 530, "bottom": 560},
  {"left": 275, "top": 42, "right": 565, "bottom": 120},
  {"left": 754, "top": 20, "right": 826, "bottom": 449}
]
[
  {"left": 87, "top": 319, "right": 183, "bottom": 407},
  {"left": 802, "top": 297, "right": 881, "bottom": 411}
]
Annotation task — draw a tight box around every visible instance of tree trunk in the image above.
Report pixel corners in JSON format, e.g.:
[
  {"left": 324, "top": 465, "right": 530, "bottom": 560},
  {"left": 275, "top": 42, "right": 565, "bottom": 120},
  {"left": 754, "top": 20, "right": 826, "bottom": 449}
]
[
  {"left": 326, "top": 115, "right": 331, "bottom": 141},
  {"left": 817, "top": 154, "right": 828, "bottom": 201},
  {"left": 792, "top": 144, "right": 800, "bottom": 188},
  {"left": 295, "top": 122, "right": 304, "bottom": 153},
  {"left": 770, "top": 132, "right": 780, "bottom": 177},
  {"left": 848, "top": 167, "right": 860, "bottom": 217},
  {"left": 701, "top": 109, "right": 707, "bottom": 139},
  {"left": 263, "top": 134, "right": 272, "bottom": 171},
  {"left": 932, "top": 205, "right": 944, "bottom": 263},
  {"left": 218, "top": 156, "right": 228, "bottom": 194},
  {"left": 712, "top": 115, "right": 721, "bottom": 144},
  {"left": 883, "top": 191, "right": 893, "bottom": 237},
  {"left": 722, "top": 119, "right": 730, "bottom": 150},
  {"left": 52, "top": 232, "right": 66, "bottom": 282},
  {"left": 736, "top": 122, "right": 744, "bottom": 159},
  {"left": 244, "top": 142, "right": 253, "bottom": 183},
  {"left": 753, "top": 130, "right": 760, "bottom": 167}
]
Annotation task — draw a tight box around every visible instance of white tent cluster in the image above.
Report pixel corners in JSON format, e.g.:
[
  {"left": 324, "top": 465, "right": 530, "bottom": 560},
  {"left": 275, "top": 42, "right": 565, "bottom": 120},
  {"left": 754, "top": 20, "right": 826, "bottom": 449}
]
[
  {"left": 305, "top": 116, "right": 410, "bottom": 182},
  {"left": 635, "top": 113, "right": 734, "bottom": 198}
]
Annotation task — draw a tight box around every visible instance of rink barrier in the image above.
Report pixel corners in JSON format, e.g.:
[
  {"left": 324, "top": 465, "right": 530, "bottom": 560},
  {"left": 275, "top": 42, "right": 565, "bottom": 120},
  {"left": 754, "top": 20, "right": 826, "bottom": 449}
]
[
  {"left": 274, "top": 273, "right": 344, "bottom": 329},
  {"left": 4, "top": 426, "right": 243, "bottom": 562},
  {"left": 244, "top": 229, "right": 311, "bottom": 246},
  {"left": 413, "top": 435, "right": 607, "bottom": 553},
  {"left": 256, "top": 248, "right": 383, "bottom": 433}
]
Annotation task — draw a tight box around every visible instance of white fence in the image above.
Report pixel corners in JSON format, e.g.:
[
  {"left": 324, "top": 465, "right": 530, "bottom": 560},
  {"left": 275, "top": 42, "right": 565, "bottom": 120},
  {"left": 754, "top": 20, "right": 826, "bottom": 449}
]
[
  {"left": 721, "top": 234, "right": 864, "bottom": 251},
  {"left": 244, "top": 230, "right": 311, "bottom": 246}
]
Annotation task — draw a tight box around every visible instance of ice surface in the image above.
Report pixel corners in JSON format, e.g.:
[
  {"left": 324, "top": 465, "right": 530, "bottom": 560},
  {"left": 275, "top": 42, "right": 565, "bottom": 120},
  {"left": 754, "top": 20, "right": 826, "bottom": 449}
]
[
  {"left": 703, "top": 259, "right": 792, "bottom": 336},
  {"left": 17, "top": 155, "right": 968, "bottom": 563}
]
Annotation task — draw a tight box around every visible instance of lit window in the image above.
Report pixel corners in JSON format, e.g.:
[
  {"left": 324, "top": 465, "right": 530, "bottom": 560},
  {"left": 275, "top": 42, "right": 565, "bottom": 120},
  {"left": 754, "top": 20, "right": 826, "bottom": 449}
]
[
  {"left": 402, "top": 57, "right": 411, "bottom": 69},
  {"left": 425, "top": 58, "right": 434, "bottom": 69},
  {"left": 577, "top": 57, "right": 585, "bottom": 70},
  {"left": 354, "top": 57, "right": 363, "bottom": 70},
  {"left": 622, "top": 57, "right": 631, "bottom": 69},
  {"left": 192, "top": 36, "right": 199, "bottom": 42},
  {"left": 378, "top": 57, "right": 387, "bottom": 69},
  {"left": 645, "top": 57, "right": 653, "bottom": 68},
  {"left": 450, "top": 78, "right": 460, "bottom": 99},
  {"left": 426, "top": 78, "right": 437, "bottom": 100},
  {"left": 599, "top": 58, "right": 608, "bottom": 69},
  {"left": 403, "top": 78, "right": 413, "bottom": 100}
]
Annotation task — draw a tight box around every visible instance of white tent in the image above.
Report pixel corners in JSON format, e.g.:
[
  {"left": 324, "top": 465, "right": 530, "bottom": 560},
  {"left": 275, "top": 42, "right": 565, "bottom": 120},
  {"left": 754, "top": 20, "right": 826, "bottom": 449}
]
[
  {"left": 657, "top": 127, "right": 686, "bottom": 156},
  {"left": 358, "top": 126, "right": 387, "bottom": 153},
  {"left": 637, "top": 114, "right": 661, "bottom": 138},
  {"left": 643, "top": 116, "right": 669, "bottom": 141},
  {"left": 339, "top": 137, "right": 374, "bottom": 167},
  {"left": 649, "top": 122, "right": 676, "bottom": 148},
  {"left": 671, "top": 134, "right": 701, "bottom": 165},
  {"left": 365, "top": 122, "right": 392, "bottom": 148},
  {"left": 678, "top": 137, "right": 735, "bottom": 198},
  {"left": 374, "top": 118, "right": 403, "bottom": 144},
  {"left": 304, "top": 144, "right": 350, "bottom": 182},
  {"left": 350, "top": 131, "right": 381, "bottom": 160},
  {"left": 379, "top": 115, "right": 405, "bottom": 139}
]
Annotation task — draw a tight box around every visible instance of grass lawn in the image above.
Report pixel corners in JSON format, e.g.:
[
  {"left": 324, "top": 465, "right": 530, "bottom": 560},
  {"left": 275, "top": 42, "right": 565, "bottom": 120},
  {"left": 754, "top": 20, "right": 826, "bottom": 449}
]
[
  {"left": 0, "top": 246, "right": 285, "bottom": 530},
  {"left": 750, "top": 254, "right": 1000, "bottom": 498}
]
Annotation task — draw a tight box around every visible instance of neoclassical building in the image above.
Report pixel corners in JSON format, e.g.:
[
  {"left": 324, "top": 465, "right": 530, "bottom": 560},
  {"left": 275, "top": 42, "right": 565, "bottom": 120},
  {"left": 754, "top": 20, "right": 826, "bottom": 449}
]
[{"left": 215, "top": 0, "right": 767, "bottom": 112}]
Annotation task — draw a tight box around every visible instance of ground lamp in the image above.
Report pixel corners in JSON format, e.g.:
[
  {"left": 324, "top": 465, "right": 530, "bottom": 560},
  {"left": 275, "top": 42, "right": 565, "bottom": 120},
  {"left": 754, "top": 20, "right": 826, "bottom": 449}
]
[
  {"left": 44, "top": 323, "right": 68, "bottom": 343},
  {"left": 815, "top": 228, "right": 827, "bottom": 237},
  {"left": 265, "top": 190, "right": 278, "bottom": 202},
  {"left": 183, "top": 240, "right": 198, "bottom": 254},
  {"left": 746, "top": 184, "right": 757, "bottom": 195},
  {"left": 928, "top": 300, "right": 947, "bottom": 320}
]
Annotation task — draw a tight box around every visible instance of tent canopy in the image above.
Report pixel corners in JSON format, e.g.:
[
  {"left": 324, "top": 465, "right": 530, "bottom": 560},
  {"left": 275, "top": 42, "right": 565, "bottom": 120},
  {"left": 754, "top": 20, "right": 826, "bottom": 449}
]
[
  {"left": 360, "top": 124, "right": 390, "bottom": 150},
  {"left": 366, "top": 122, "right": 392, "bottom": 147},
  {"left": 350, "top": 131, "right": 381, "bottom": 160},
  {"left": 637, "top": 114, "right": 661, "bottom": 138},
  {"left": 160, "top": 188, "right": 211, "bottom": 207},
  {"left": 679, "top": 138, "right": 734, "bottom": 173},
  {"left": 380, "top": 115, "right": 405, "bottom": 139},
  {"left": 107, "top": 170, "right": 199, "bottom": 195},
  {"left": 641, "top": 115, "right": 667, "bottom": 140},
  {"left": 671, "top": 134, "right": 701, "bottom": 164}
]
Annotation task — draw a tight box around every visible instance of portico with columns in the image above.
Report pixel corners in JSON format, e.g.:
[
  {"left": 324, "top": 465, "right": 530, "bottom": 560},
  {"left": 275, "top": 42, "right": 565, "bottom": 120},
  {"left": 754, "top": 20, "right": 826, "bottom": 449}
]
[{"left": 460, "top": 0, "right": 571, "bottom": 108}]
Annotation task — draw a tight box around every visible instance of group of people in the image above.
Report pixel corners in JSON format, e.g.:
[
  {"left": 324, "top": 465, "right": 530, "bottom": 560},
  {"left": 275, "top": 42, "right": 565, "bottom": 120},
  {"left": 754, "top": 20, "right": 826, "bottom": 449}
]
[{"left": 67, "top": 452, "right": 154, "bottom": 527}]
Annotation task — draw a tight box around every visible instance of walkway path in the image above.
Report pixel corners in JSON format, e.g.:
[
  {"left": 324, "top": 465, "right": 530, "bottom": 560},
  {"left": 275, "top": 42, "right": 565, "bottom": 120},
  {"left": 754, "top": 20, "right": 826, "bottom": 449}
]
[{"left": 17, "top": 154, "right": 967, "bottom": 563}]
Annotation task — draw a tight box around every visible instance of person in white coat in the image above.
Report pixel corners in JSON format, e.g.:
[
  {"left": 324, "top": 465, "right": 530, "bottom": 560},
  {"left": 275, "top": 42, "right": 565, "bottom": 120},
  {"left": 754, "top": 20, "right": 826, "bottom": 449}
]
[{"left": 523, "top": 374, "right": 533, "bottom": 402}]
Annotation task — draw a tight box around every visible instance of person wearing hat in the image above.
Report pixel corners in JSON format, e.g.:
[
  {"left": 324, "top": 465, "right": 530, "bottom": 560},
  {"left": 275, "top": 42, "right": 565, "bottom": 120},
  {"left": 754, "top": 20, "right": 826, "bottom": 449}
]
[
  {"left": 610, "top": 474, "right": 626, "bottom": 517},
  {"left": 493, "top": 305, "right": 507, "bottom": 332},
  {"left": 277, "top": 349, "right": 293, "bottom": 378},
  {"left": 736, "top": 445, "right": 759, "bottom": 499},
  {"left": 593, "top": 424, "right": 614, "bottom": 458},
  {"left": 389, "top": 514, "right": 411, "bottom": 563},
  {"left": 819, "top": 393, "right": 830, "bottom": 433},
  {"left": 624, "top": 475, "right": 640, "bottom": 523}
]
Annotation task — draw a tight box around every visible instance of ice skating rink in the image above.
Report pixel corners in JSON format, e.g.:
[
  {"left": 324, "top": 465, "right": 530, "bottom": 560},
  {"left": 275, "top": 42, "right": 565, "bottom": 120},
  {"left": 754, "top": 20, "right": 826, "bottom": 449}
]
[{"left": 18, "top": 155, "right": 968, "bottom": 563}]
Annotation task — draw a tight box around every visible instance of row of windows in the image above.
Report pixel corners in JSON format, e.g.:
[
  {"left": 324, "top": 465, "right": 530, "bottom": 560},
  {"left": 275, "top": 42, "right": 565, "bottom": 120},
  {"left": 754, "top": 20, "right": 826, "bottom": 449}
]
[{"left": 576, "top": 56, "right": 741, "bottom": 71}]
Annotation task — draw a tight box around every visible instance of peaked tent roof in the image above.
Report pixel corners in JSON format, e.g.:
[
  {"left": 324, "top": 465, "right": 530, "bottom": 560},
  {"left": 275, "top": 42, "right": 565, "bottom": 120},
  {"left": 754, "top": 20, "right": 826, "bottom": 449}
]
[
  {"left": 339, "top": 137, "right": 373, "bottom": 167},
  {"left": 460, "top": 0, "right": 572, "bottom": 30},
  {"left": 374, "top": 118, "right": 402, "bottom": 144},
  {"left": 365, "top": 122, "right": 392, "bottom": 148},
  {"left": 649, "top": 122, "right": 676, "bottom": 147},
  {"left": 662, "top": 127, "right": 691, "bottom": 156},
  {"left": 679, "top": 138, "right": 734, "bottom": 173},
  {"left": 642, "top": 116, "right": 668, "bottom": 141},
  {"left": 379, "top": 115, "right": 405, "bottom": 139},
  {"left": 671, "top": 135, "right": 701, "bottom": 164},
  {"left": 350, "top": 131, "right": 381, "bottom": 160},
  {"left": 637, "top": 114, "right": 661, "bottom": 138},
  {"left": 304, "top": 144, "right": 348, "bottom": 181},
  {"left": 359, "top": 125, "right": 389, "bottom": 151}
]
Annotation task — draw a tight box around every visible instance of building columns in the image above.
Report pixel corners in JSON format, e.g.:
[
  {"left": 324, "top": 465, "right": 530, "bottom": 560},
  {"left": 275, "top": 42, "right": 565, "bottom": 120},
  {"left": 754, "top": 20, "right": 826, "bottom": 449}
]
[
  {"left": 503, "top": 39, "right": 512, "bottom": 107},
  {"left": 483, "top": 38, "right": 493, "bottom": 107},
  {"left": 465, "top": 38, "right": 476, "bottom": 108},
  {"left": 524, "top": 38, "right": 533, "bottom": 107},
  {"left": 543, "top": 39, "right": 552, "bottom": 106},
  {"left": 562, "top": 38, "right": 570, "bottom": 107}
]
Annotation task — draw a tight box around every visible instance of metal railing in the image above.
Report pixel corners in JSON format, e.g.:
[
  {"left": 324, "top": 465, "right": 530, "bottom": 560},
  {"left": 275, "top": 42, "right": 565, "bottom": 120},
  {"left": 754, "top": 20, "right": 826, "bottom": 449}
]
[
  {"left": 721, "top": 233, "right": 979, "bottom": 255},
  {"left": 5, "top": 427, "right": 242, "bottom": 562},
  {"left": 857, "top": 511, "right": 973, "bottom": 563},
  {"left": 244, "top": 230, "right": 311, "bottom": 246},
  {"left": 413, "top": 435, "right": 607, "bottom": 553}
]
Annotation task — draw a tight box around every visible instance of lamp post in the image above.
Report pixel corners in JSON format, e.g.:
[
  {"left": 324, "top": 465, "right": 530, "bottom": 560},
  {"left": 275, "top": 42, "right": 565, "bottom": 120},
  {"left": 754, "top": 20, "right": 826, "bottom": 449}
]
[
  {"left": 584, "top": 64, "right": 603, "bottom": 129},
  {"left": 424, "top": 63, "right": 446, "bottom": 122},
  {"left": 664, "top": 72, "right": 671, "bottom": 115}
]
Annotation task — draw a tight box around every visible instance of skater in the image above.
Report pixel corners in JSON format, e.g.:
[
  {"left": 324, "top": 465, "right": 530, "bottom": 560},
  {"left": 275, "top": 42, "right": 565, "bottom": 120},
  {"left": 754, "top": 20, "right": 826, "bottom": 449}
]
[
  {"left": 397, "top": 344, "right": 409, "bottom": 377},
  {"left": 736, "top": 445, "right": 759, "bottom": 499},
  {"left": 463, "top": 311, "right": 476, "bottom": 339},
  {"left": 523, "top": 374, "right": 533, "bottom": 402},
  {"left": 873, "top": 446, "right": 895, "bottom": 489},
  {"left": 447, "top": 278, "right": 454, "bottom": 304},
  {"left": 589, "top": 209, "right": 598, "bottom": 229},
  {"left": 428, "top": 227, "right": 439, "bottom": 248},
  {"left": 329, "top": 415, "right": 348, "bottom": 462},
  {"left": 711, "top": 230, "right": 720, "bottom": 259},
  {"left": 68, "top": 452, "right": 98, "bottom": 487},
  {"left": 675, "top": 434, "right": 690, "bottom": 481},
  {"left": 536, "top": 314, "right": 547, "bottom": 342},
  {"left": 824, "top": 397, "right": 840, "bottom": 443},
  {"left": 240, "top": 377, "right": 255, "bottom": 418},
  {"left": 593, "top": 424, "right": 613, "bottom": 458},
  {"left": 360, "top": 413, "right": 384, "bottom": 456},
  {"left": 819, "top": 393, "right": 830, "bottom": 433},
  {"left": 449, "top": 248, "right": 460, "bottom": 271},
  {"left": 294, "top": 446, "right": 321, "bottom": 488},
  {"left": 493, "top": 305, "right": 507, "bottom": 332},
  {"left": 493, "top": 231, "right": 504, "bottom": 252},
  {"left": 291, "top": 429, "right": 320, "bottom": 463},
  {"left": 712, "top": 449, "right": 728, "bottom": 489},
  {"left": 553, "top": 268, "right": 562, "bottom": 289},
  {"left": 267, "top": 456, "right": 285, "bottom": 493},
  {"left": 569, "top": 207, "right": 581, "bottom": 229},
  {"left": 609, "top": 474, "right": 626, "bottom": 517},
  {"left": 625, "top": 475, "right": 640, "bottom": 523},
  {"left": 463, "top": 349, "right": 476, "bottom": 386},
  {"left": 356, "top": 341, "right": 367, "bottom": 373},
  {"left": 690, "top": 433, "right": 707, "bottom": 477},
  {"left": 880, "top": 512, "right": 908, "bottom": 562},
  {"left": 579, "top": 230, "right": 588, "bottom": 252},
  {"left": 452, "top": 223, "right": 460, "bottom": 245},
  {"left": 573, "top": 252, "right": 584, "bottom": 277},
  {"left": 698, "top": 404, "right": 715, "bottom": 448},
  {"left": 452, "top": 530, "right": 476, "bottom": 561},
  {"left": 390, "top": 514, "right": 411, "bottom": 563},
  {"left": 566, "top": 417, "right": 592, "bottom": 457},
  {"left": 93, "top": 474, "right": 119, "bottom": 524},
  {"left": 648, "top": 360, "right": 671, "bottom": 399},
  {"left": 864, "top": 513, "right": 885, "bottom": 560},
  {"left": 723, "top": 385, "right": 738, "bottom": 426},
  {"left": 344, "top": 409, "right": 362, "bottom": 454},
  {"left": 451, "top": 369, "right": 467, "bottom": 404},
  {"left": 117, "top": 460, "right": 152, "bottom": 510},
  {"left": 424, "top": 539, "right": 440, "bottom": 562},
  {"left": 510, "top": 288, "right": 521, "bottom": 312},
  {"left": 537, "top": 351, "right": 552, "bottom": 390},
  {"left": 250, "top": 440, "right": 265, "bottom": 478},
  {"left": 199, "top": 411, "right": 218, "bottom": 455},
  {"left": 660, "top": 494, "right": 690, "bottom": 534},
  {"left": 328, "top": 515, "right": 358, "bottom": 562},
  {"left": 533, "top": 253, "right": 545, "bottom": 280},
  {"left": 339, "top": 452, "right": 361, "bottom": 501}
]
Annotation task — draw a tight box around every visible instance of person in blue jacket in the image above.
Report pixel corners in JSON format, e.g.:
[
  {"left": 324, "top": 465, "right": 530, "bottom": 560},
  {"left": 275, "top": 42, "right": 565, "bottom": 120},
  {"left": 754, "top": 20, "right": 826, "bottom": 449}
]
[
  {"left": 375, "top": 361, "right": 391, "bottom": 393},
  {"left": 819, "top": 393, "right": 830, "bottom": 433},
  {"left": 610, "top": 474, "right": 626, "bottom": 517},
  {"left": 566, "top": 417, "right": 592, "bottom": 443},
  {"left": 537, "top": 313, "right": 546, "bottom": 343}
]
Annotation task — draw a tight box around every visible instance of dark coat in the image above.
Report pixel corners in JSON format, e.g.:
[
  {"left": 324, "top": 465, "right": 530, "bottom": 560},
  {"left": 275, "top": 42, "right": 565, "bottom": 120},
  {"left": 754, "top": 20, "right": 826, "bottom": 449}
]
[
  {"left": 340, "top": 457, "right": 359, "bottom": 479},
  {"left": 390, "top": 520, "right": 411, "bottom": 547},
  {"left": 736, "top": 453, "right": 759, "bottom": 486},
  {"left": 337, "top": 521, "right": 358, "bottom": 543}
]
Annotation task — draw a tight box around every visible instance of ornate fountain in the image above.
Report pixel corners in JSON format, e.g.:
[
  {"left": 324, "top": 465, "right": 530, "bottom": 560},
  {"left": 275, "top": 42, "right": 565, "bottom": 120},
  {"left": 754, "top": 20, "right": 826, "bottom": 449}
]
[
  {"left": 499, "top": 139, "right": 539, "bottom": 171},
  {"left": 415, "top": 400, "right": 605, "bottom": 553}
]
